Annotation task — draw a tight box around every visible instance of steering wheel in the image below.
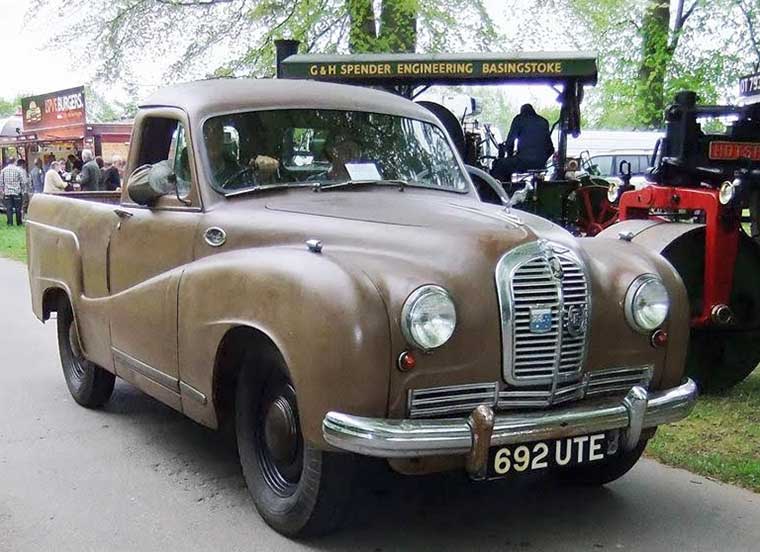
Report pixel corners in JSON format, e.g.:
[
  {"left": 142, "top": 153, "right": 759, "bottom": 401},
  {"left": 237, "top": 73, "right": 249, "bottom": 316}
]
[
  {"left": 575, "top": 183, "right": 618, "bottom": 236},
  {"left": 221, "top": 165, "right": 256, "bottom": 188},
  {"left": 306, "top": 169, "right": 330, "bottom": 182}
]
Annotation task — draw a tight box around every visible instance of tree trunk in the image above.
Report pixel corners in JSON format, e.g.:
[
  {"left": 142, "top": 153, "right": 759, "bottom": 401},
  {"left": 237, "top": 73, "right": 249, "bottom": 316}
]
[
  {"left": 379, "top": 0, "right": 418, "bottom": 53},
  {"left": 636, "top": 0, "right": 671, "bottom": 128},
  {"left": 348, "top": 0, "right": 377, "bottom": 53}
]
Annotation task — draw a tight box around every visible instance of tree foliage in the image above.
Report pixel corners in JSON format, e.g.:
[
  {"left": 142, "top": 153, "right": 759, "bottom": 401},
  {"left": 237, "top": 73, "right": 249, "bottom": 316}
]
[
  {"left": 542, "top": 0, "right": 760, "bottom": 129},
  {"left": 28, "top": 0, "right": 495, "bottom": 87},
  {"left": 0, "top": 97, "right": 21, "bottom": 118}
]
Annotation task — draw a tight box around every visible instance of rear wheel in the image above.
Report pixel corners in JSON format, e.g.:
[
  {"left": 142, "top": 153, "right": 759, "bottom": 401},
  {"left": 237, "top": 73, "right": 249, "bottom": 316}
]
[
  {"left": 57, "top": 296, "right": 115, "bottom": 408},
  {"left": 235, "top": 349, "right": 356, "bottom": 537},
  {"left": 663, "top": 229, "right": 760, "bottom": 392},
  {"left": 558, "top": 439, "right": 647, "bottom": 486}
]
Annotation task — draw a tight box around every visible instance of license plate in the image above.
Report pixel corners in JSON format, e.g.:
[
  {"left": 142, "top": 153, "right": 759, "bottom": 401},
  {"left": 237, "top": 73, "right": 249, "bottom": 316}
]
[{"left": 488, "top": 433, "right": 612, "bottom": 478}]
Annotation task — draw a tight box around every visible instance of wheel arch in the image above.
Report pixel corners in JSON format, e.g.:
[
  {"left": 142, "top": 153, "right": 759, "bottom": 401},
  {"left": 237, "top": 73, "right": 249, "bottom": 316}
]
[
  {"left": 41, "top": 285, "right": 70, "bottom": 321},
  {"left": 212, "top": 324, "right": 286, "bottom": 433}
]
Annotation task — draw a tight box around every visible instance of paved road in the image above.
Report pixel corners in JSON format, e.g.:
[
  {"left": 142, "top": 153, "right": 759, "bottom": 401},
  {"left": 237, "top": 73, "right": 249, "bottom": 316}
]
[{"left": 1, "top": 257, "right": 759, "bottom": 551}]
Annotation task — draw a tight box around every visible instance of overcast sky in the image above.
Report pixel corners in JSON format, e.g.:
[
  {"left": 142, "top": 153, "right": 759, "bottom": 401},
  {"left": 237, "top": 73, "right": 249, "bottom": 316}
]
[{"left": 1, "top": 0, "right": 87, "bottom": 99}]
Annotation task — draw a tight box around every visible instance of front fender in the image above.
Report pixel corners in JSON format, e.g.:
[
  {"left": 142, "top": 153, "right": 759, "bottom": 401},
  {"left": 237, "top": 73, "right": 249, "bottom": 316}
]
[{"left": 177, "top": 247, "right": 391, "bottom": 445}]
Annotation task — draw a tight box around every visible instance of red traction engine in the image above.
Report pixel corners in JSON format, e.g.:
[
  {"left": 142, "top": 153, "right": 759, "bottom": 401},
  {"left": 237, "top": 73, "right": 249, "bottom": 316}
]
[{"left": 603, "top": 89, "right": 760, "bottom": 391}]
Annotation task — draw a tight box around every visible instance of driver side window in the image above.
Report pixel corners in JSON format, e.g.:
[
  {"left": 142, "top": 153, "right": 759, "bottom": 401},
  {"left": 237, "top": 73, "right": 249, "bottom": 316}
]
[{"left": 137, "top": 116, "right": 194, "bottom": 200}]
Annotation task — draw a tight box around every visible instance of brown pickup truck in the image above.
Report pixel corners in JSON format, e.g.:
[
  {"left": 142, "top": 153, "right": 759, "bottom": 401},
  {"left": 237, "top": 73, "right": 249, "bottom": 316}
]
[{"left": 26, "top": 79, "right": 697, "bottom": 537}]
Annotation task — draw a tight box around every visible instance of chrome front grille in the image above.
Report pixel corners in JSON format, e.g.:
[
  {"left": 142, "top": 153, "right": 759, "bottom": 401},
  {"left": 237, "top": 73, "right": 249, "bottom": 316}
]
[
  {"left": 496, "top": 241, "right": 590, "bottom": 387},
  {"left": 407, "top": 382, "right": 498, "bottom": 418},
  {"left": 558, "top": 256, "right": 588, "bottom": 375},
  {"left": 407, "top": 366, "right": 653, "bottom": 417},
  {"left": 511, "top": 257, "right": 560, "bottom": 380},
  {"left": 587, "top": 366, "right": 652, "bottom": 397}
]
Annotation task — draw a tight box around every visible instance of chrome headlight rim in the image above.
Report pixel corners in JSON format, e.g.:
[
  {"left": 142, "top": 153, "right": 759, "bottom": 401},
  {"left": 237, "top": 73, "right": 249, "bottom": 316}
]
[
  {"left": 624, "top": 274, "right": 670, "bottom": 333},
  {"left": 719, "top": 180, "right": 737, "bottom": 205},
  {"left": 401, "top": 285, "right": 457, "bottom": 351}
]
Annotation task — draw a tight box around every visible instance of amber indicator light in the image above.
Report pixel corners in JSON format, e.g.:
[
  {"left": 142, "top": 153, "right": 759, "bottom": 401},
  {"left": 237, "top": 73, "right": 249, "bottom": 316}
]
[
  {"left": 651, "top": 329, "right": 668, "bottom": 348},
  {"left": 398, "top": 351, "right": 417, "bottom": 371}
]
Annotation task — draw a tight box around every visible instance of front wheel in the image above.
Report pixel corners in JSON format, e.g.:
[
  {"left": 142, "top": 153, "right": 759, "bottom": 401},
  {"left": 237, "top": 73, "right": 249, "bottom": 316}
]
[
  {"left": 235, "top": 350, "right": 356, "bottom": 537},
  {"left": 57, "top": 296, "right": 115, "bottom": 408},
  {"left": 558, "top": 439, "right": 647, "bottom": 486}
]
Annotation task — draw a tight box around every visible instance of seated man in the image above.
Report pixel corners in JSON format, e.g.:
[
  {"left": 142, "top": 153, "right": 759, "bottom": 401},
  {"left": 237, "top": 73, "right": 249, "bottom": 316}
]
[
  {"left": 204, "top": 120, "right": 279, "bottom": 189},
  {"left": 324, "top": 135, "right": 362, "bottom": 181},
  {"left": 491, "top": 104, "right": 555, "bottom": 182}
]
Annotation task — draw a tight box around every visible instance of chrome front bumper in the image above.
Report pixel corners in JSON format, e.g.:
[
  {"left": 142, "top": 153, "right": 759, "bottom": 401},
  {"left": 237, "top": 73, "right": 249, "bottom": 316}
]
[{"left": 323, "top": 379, "right": 697, "bottom": 476}]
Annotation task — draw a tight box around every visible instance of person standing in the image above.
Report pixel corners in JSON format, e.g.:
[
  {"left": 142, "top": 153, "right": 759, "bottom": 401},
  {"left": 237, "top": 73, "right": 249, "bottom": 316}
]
[
  {"left": 0, "top": 158, "right": 29, "bottom": 226},
  {"left": 491, "top": 104, "right": 555, "bottom": 182},
  {"left": 44, "top": 161, "right": 68, "bottom": 193},
  {"left": 30, "top": 158, "right": 45, "bottom": 194},
  {"left": 77, "top": 149, "right": 101, "bottom": 191},
  {"left": 100, "top": 155, "right": 122, "bottom": 191}
]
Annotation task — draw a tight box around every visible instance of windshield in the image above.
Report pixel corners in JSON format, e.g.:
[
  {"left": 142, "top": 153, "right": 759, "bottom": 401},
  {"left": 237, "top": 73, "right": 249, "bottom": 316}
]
[{"left": 202, "top": 109, "right": 469, "bottom": 194}]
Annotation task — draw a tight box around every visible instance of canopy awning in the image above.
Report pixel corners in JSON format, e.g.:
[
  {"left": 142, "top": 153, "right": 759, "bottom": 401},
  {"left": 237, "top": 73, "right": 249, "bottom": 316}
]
[{"left": 279, "top": 51, "right": 598, "bottom": 87}]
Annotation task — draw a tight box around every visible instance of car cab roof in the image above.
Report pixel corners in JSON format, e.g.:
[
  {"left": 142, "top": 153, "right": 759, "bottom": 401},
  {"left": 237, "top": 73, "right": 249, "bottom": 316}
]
[{"left": 140, "top": 78, "right": 440, "bottom": 124}]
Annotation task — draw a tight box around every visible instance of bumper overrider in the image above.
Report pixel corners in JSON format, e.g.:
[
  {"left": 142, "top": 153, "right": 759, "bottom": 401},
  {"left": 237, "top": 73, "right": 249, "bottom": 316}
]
[{"left": 323, "top": 379, "right": 697, "bottom": 478}]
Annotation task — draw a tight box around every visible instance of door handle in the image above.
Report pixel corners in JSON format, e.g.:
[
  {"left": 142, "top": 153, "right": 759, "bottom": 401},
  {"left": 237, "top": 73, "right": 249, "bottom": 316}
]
[{"left": 114, "top": 208, "right": 133, "bottom": 219}]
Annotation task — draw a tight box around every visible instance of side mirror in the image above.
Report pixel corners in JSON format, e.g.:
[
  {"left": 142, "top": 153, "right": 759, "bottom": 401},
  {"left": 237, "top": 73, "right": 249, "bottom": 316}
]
[{"left": 126, "top": 163, "right": 172, "bottom": 206}]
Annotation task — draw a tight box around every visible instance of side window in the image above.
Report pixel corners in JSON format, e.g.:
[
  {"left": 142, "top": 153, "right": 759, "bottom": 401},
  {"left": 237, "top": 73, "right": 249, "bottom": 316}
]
[{"left": 136, "top": 116, "right": 193, "bottom": 199}]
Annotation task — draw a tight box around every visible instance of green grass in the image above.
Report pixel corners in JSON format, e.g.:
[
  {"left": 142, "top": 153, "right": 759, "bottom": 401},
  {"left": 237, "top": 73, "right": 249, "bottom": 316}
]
[
  {"left": 648, "top": 368, "right": 760, "bottom": 493},
  {"left": 0, "top": 223, "right": 27, "bottom": 262}
]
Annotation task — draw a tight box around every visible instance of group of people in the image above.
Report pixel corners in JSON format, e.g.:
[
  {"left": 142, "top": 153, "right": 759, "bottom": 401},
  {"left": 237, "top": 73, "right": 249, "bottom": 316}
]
[{"left": 0, "top": 149, "right": 125, "bottom": 226}]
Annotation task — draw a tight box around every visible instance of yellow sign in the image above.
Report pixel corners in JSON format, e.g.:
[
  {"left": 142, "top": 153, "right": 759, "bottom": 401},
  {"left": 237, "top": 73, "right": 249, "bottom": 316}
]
[
  {"left": 306, "top": 61, "right": 564, "bottom": 78},
  {"left": 482, "top": 62, "right": 563, "bottom": 74}
]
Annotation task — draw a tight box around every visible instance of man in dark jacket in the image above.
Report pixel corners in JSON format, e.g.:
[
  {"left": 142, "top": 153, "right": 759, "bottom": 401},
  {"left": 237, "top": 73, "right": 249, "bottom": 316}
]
[
  {"left": 76, "top": 149, "right": 101, "bottom": 191},
  {"left": 100, "top": 155, "right": 124, "bottom": 191},
  {"left": 491, "top": 104, "right": 555, "bottom": 182}
]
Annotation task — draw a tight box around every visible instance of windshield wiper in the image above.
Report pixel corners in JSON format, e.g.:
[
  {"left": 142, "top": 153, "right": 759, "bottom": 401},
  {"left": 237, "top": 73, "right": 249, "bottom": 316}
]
[
  {"left": 224, "top": 182, "right": 311, "bottom": 198},
  {"left": 315, "top": 179, "right": 408, "bottom": 192}
]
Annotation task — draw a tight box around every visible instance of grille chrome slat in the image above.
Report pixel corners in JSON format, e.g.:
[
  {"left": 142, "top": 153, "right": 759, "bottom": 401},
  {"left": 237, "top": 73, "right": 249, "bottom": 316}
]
[{"left": 407, "top": 366, "right": 654, "bottom": 417}]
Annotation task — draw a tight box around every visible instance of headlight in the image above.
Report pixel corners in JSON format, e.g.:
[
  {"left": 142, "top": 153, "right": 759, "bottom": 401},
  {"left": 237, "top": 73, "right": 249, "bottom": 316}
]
[
  {"left": 719, "top": 180, "right": 737, "bottom": 205},
  {"left": 401, "top": 285, "right": 456, "bottom": 350},
  {"left": 624, "top": 275, "right": 669, "bottom": 332}
]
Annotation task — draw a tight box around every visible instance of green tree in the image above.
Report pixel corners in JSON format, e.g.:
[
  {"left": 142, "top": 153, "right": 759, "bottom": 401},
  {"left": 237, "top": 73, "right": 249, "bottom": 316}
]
[
  {"left": 636, "top": 0, "right": 697, "bottom": 127},
  {"left": 515, "top": 0, "right": 760, "bottom": 129},
  {"left": 29, "top": 0, "right": 495, "bottom": 85},
  {"left": 0, "top": 97, "right": 20, "bottom": 118}
]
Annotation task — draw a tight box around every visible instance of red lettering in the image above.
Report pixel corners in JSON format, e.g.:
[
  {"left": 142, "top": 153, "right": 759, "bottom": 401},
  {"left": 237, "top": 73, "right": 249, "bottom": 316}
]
[{"left": 709, "top": 141, "right": 760, "bottom": 161}]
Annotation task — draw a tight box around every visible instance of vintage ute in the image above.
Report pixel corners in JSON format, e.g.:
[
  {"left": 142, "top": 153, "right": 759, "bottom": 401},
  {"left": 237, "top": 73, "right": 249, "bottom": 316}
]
[{"left": 26, "top": 79, "right": 697, "bottom": 537}]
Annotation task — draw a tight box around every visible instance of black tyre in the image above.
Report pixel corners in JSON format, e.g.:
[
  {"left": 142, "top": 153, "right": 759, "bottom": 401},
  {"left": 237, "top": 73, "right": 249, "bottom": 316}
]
[
  {"left": 558, "top": 439, "right": 647, "bottom": 486},
  {"left": 663, "top": 228, "right": 760, "bottom": 392},
  {"left": 57, "top": 296, "right": 115, "bottom": 408},
  {"left": 235, "top": 349, "right": 356, "bottom": 537}
]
